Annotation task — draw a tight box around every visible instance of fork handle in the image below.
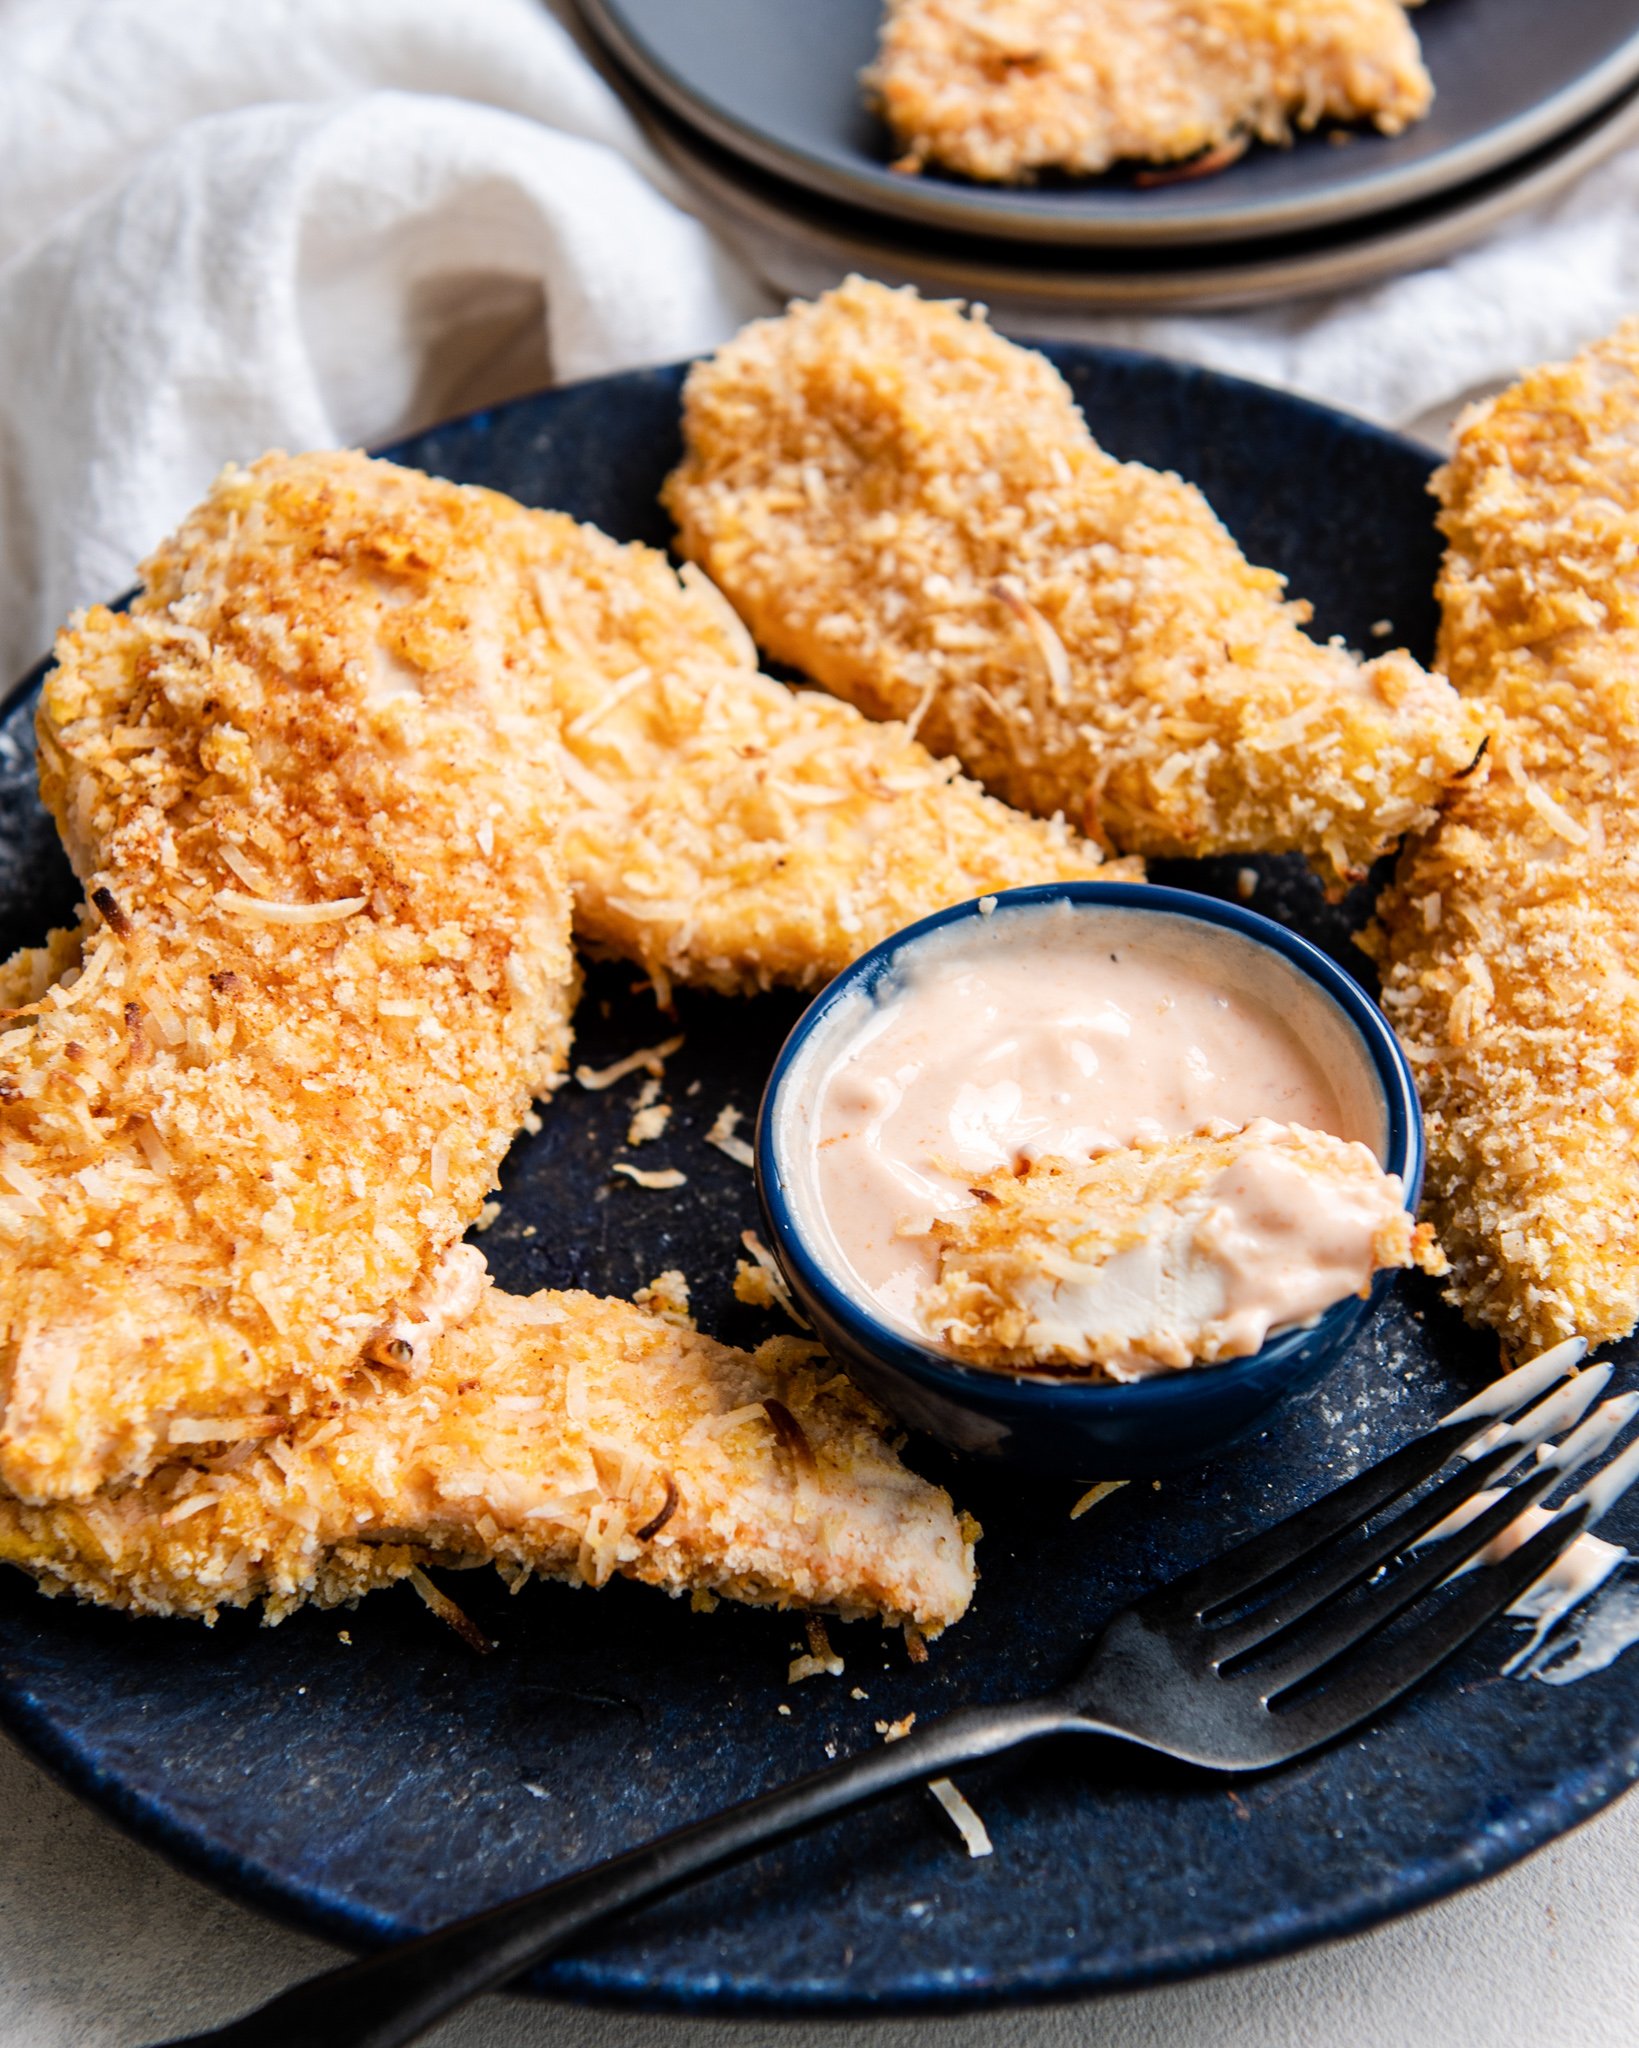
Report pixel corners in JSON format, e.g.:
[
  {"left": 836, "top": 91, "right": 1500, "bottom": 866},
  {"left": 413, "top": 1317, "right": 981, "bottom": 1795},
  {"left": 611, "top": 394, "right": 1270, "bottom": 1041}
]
[{"left": 147, "top": 1697, "right": 1076, "bottom": 2048}]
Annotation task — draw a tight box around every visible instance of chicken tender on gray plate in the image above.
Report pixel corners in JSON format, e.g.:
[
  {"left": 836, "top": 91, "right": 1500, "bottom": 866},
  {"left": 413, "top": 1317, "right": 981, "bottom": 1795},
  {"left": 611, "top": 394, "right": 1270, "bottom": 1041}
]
[{"left": 865, "top": 0, "right": 1432, "bottom": 183}]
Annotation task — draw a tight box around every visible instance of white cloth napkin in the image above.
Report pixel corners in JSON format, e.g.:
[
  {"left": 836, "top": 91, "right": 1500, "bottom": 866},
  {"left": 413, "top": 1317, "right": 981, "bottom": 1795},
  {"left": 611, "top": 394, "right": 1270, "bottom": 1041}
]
[
  {"left": 0, "top": 0, "right": 766, "bottom": 687},
  {"left": 2, "top": 0, "right": 1639, "bottom": 691},
  {"left": 1073, "top": 137, "right": 1639, "bottom": 445}
]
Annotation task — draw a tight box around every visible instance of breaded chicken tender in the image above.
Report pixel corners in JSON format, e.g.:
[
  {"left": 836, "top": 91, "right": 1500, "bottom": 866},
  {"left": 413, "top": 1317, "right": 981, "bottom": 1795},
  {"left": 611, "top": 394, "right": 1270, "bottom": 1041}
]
[
  {"left": 1, "top": 455, "right": 577, "bottom": 1503},
  {"left": 1365, "top": 321, "right": 1639, "bottom": 1355},
  {"left": 916, "top": 1120, "right": 1437, "bottom": 1374},
  {"left": 665, "top": 280, "right": 1483, "bottom": 889},
  {"left": 531, "top": 509, "right": 1131, "bottom": 1000},
  {"left": 0, "top": 1282, "right": 976, "bottom": 1633},
  {"left": 866, "top": 0, "right": 1431, "bottom": 184},
  {"left": 1, "top": 451, "right": 991, "bottom": 1630}
]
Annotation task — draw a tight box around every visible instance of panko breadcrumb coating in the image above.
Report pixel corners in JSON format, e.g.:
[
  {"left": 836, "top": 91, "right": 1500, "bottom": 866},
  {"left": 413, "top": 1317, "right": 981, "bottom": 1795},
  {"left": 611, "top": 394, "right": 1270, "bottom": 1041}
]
[
  {"left": 0, "top": 1282, "right": 976, "bottom": 1633},
  {"left": 530, "top": 508, "right": 1131, "bottom": 1000},
  {"left": 0, "top": 450, "right": 985, "bottom": 1632},
  {"left": 1365, "top": 320, "right": 1639, "bottom": 1355},
  {"left": 665, "top": 280, "right": 1483, "bottom": 889},
  {"left": 865, "top": 0, "right": 1431, "bottom": 184},
  {"left": 2, "top": 454, "right": 577, "bottom": 1504},
  {"left": 916, "top": 1121, "right": 1438, "bottom": 1374}
]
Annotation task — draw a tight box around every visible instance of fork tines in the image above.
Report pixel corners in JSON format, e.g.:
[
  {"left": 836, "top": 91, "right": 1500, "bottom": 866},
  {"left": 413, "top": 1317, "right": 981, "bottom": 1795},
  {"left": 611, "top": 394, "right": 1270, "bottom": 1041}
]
[{"left": 1145, "top": 1338, "right": 1639, "bottom": 1725}]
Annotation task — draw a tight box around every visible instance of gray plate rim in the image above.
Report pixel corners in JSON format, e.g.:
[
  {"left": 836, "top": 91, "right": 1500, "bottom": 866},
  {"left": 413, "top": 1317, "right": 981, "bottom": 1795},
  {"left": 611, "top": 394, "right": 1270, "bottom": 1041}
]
[
  {"left": 643, "top": 74, "right": 1639, "bottom": 316},
  {"left": 579, "top": 0, "right": 1639, "bottom": 249}
]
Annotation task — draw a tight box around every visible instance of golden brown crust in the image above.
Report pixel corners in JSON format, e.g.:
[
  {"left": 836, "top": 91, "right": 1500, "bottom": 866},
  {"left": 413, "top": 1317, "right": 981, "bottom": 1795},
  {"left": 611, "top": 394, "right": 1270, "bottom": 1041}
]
[
  {"left": 665, "top": 279, "right": 1483, "bottom": 888},
  {"left": 2, "top": 453, "right": 577, "bottom": 1502},
  {"left": 0, "top": 1285, "right": 976, "bottom": 1633},
  {"left": 0, "top": 451, "right": 999, "bottom": 1631},
  {"left": 1366, "top": 320, "right": 1639, "bottom": 1354},
  {"left": 528, "top": 508, "right": 1130, "bottom": 1001},
  {"left": 866, "top": 0, "right": 1431, "bottom": 183}
]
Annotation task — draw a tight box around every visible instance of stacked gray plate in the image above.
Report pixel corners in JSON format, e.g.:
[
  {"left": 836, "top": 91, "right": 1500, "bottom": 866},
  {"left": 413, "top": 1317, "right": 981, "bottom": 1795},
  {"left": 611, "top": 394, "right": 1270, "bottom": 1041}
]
[{"left": 578, "top": 0, "right": 1639, "bottom": 310}]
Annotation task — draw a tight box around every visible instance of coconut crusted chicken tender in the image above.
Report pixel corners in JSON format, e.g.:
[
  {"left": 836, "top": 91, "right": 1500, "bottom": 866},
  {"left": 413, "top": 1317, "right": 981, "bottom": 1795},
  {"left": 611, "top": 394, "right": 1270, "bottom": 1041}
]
[
  {"left": 866, "top": 0, "right": 1432, "bottom": 184},
  {"left": 0, "top": 1284, "right": 976, "bottom": 1634},
  {"left": 2, "top": 453, "right": 577, "bottom": 1503},
  {"left": 1, "top": 454, "right": 981, "bottom": 1634},
  {"left": 0, "top": 932, "right": 977, "bottom": 1633},
  {"left": 529, "top": 509, "right": 1130, "bottom": 1001},
  {"left": 917, "top": 1121, "right": 1440, "bottom": 1375},
  {"left": 665, "top": 279, "right": 1485, "bottom": 890},
  {"left": 1365, "top": 320, "right": 1639, "bottom": 1356}
]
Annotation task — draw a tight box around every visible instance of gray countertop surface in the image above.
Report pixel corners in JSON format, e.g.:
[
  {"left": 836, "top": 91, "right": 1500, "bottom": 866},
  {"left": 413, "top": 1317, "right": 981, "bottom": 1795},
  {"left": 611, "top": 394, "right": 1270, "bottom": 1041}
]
[{"left": 3, "top": 1724, "right": 1634, "bottom": 2048}]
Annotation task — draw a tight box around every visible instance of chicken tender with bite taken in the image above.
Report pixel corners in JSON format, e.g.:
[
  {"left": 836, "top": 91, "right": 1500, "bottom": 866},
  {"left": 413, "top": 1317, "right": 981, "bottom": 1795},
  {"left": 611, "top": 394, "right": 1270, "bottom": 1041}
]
[{"left": 917, "top": 1121, "right": 1440, "bottom": 1375}]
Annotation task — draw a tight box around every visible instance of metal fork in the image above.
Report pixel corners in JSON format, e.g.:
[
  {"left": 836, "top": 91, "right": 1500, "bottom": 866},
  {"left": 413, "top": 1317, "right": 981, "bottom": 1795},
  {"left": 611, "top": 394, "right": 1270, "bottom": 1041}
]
[{"left": 152, "top": 1342, "right": 1637, "bottom": 2048}]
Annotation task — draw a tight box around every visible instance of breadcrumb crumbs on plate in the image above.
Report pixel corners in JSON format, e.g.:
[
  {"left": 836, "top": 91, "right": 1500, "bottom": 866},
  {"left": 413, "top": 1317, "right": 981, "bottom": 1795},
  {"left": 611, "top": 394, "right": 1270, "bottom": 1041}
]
[
  {"left": 627, "top": 1075, "right": 672, "bottom": 1148},
  {"left": 575, "top": 1035, "right": 685, "bottom": 1093},
  {"left": 928, "top": 1776, "right": 993, "bottom": 1858},
  {"left": 1070, "top": 1480, "right": 1128, "bottom": 1520},
  {"left": 789, "top": 1612, "right": 845, "bottom": 1680},
  {"left": 734, "top": 1230, "right": 811, "bottom": 1329},
  {"left": 705, "top": 1103, "right": 755, "bottom": 1169},
  {"left": 633, "top": 1268, "right": 693, "bottom": 1325},
  {"left": 789, "top": 1651, "right": 846, "bottom": 1683},
  {"left": 612, "top": 1163, "right": 688, "bottom": 1192}
]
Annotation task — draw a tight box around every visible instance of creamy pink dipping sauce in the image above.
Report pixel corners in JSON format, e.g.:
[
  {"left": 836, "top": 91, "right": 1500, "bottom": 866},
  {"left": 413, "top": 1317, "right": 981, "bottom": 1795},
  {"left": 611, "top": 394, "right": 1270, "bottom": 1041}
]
[{"left": 780, "top": 902, "right": 1389, "bottom": 1365}]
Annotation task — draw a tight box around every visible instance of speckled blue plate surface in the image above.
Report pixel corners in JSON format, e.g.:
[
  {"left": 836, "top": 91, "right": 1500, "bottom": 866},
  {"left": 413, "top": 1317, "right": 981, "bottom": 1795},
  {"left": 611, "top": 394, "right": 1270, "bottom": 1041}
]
[{"left": 0, "top": 352, "right": 1635, "bottom": 2016}]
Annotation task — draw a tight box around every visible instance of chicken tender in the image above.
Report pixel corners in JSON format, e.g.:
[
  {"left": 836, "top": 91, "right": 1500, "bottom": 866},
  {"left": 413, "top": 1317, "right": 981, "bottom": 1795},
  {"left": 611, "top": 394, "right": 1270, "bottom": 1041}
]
[
  {"left": 1, "top": 453, "right": 992, "bottom": 1629},
  {"left": 2, "top": 454, "right": 577, "bottom": 1503},
  {"left": 1365, "top": 321, "right": 1639, "bottom": 1355},
  {"left": 0, "top": 1280, "right": 976, "bottom": 1633},
  {"left": 530, "top": 509, "right": 1131, "bottom": 1000},
  {"left": 665, "top": 280, "right": 1484, "bottom": 889},
  {"left": 866, "top": 0, "right": 1431, "bottom": 184},
  {"left": 916, "top": 1121, "right": 1438, "bottom": 1375}
]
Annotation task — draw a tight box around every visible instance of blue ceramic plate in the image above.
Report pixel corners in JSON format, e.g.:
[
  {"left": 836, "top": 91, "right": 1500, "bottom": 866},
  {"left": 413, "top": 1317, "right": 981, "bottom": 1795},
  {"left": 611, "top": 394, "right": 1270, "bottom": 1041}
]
[
  {"left": 0, "top": 352, "right": 1635, "bottom": 2016},
  {"left": 579, "top": 0, "right": 1639, "bottom": 248}
]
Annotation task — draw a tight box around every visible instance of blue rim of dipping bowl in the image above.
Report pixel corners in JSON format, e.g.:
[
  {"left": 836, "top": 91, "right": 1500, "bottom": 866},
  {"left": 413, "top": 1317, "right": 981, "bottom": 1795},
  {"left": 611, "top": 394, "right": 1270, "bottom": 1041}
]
[{"left": 754, "top": 882, "right": 1425, "bottom": 1479}]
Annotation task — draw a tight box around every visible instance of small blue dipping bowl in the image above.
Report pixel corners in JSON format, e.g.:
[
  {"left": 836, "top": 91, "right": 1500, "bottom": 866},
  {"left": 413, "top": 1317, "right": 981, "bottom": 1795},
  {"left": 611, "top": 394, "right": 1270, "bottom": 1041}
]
[{"left": 755, "top": 883, "right": 1424, "bottom": 1478}]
